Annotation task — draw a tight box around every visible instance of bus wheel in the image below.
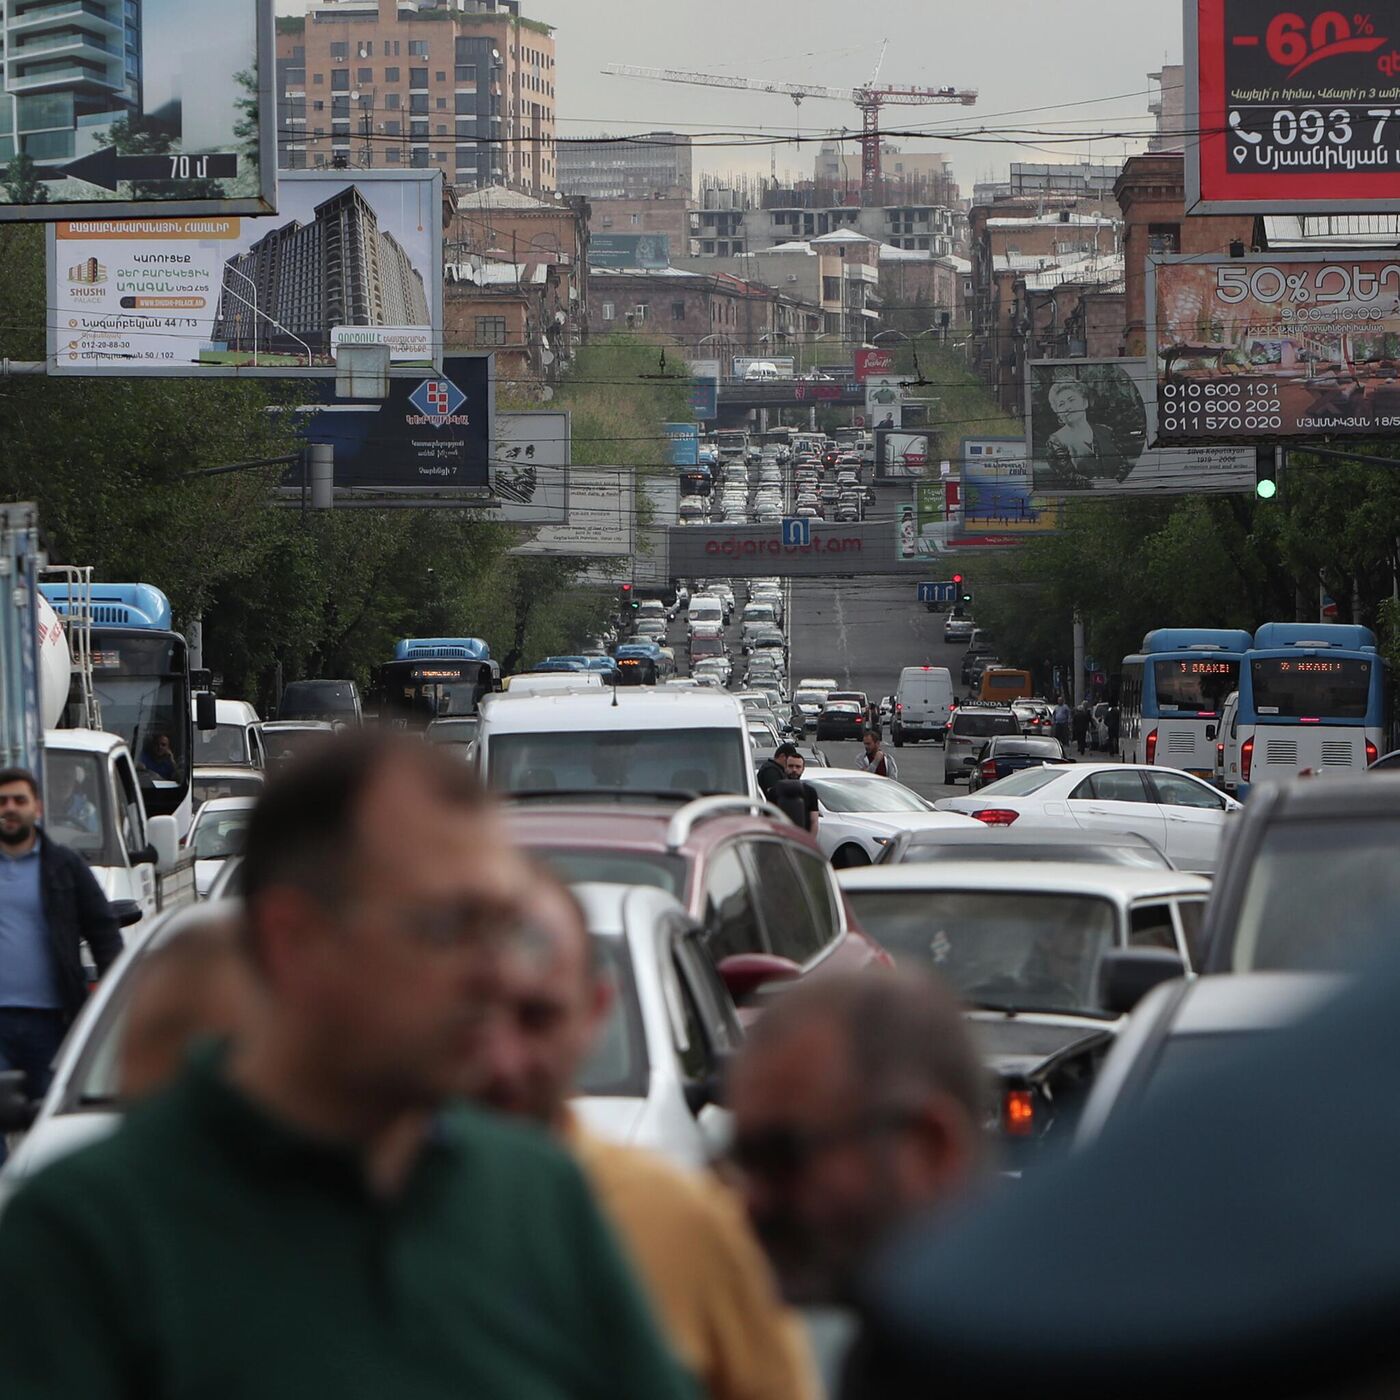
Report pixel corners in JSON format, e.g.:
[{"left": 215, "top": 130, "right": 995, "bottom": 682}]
[{"left": 832, "top": 844, "right": 871, "bottom": 869}]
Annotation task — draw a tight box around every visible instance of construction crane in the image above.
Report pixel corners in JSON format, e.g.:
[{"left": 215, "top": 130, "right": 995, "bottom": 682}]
[{"left": 603, "top": 43, "right": 975, "bottom": 205}]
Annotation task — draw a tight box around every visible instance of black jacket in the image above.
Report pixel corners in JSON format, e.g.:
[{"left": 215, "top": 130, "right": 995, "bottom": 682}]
[
  {"left": 37, "top": 833, "right": 123, "bottom": 1021},
  {"left": 756, "top": 759, "right": 787, "bottom": 798}
]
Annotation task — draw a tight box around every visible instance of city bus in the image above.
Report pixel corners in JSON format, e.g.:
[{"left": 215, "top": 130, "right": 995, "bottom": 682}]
[
  {"left": 1228, "top": 623, "right": 1387, "bottom": 797},
  {"left": 40, "top": 581, "right": 200, "bottom": 838},
  {"left": 373, "top": 638, "right": 500, "bottom": 728},
  {"left": 1117, "top": 628, "right": 1253, "bottom": 776}
]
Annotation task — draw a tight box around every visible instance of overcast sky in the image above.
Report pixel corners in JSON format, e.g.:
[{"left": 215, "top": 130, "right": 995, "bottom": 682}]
[{"left": 276, "top": 1, "right": 1184, "bottom": 189}]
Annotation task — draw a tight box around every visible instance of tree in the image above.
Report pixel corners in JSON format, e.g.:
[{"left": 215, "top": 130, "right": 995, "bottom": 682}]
[
  {"left": 95, "top": 118, "right": 224, "bottom": 201},
  {"left": 2, "top": 153, "right": 48, "bottom": 207}
]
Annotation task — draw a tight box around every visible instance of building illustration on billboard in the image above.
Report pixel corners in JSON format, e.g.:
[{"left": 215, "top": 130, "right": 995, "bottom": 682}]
[
  {"left": 211, "top": 185, "right": 429, "bottom": 361},
  {"left": 0, "top": 0, "right": 275, "bottom": 219}
]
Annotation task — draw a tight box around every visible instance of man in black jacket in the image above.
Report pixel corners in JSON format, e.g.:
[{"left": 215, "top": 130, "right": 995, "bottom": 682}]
[
  {"left": 0, "top": 767, "right": 121, "bottom": 1133},
  {"left": 757, "top": 743, "right": 800, "bottom": 801}
]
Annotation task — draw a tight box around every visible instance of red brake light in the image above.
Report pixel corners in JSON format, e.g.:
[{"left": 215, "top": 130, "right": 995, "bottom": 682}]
[
  {"left": 895, "top": 701, "right": 903, "bottom": 712},
  {"left": 1241, "top": 736, "right": 1254, "bottom": 781},
  {"left": 1298, "top": 716, "right": 1320, "bottom": 724},
  {"left": 971, "top": 808, "right": 1019, "bottom": 827},
  {"left": 1003, "top": 1089, "right": 1034, "bottom": 1137},
  {"left": 1145, "top": 728, "right": 1158, "bottom": 765},
  {"left": 1216, "top": 742, "right": 1224, "bottom": 758},
  {"left": 980, "top": 759, "right": 998, "bottom": 780},
  {"left": 1367, "top": 739, "right": 1379, "bottom": 766}
]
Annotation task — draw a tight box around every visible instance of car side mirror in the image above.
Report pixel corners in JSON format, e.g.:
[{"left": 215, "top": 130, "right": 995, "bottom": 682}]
[
  {"left": 716, "top": 952, "right": 802, "bottom": 1004},
  {"left": 109, "top": 899, "right": 144, "bottom": 929},
  {"left": 1205, "top": 724, "right": 1217, "bottom": 741},
  {"left": 1099, "top": 947, "right": 1185, "bottom": 1017},
  {"left": 0, "top": 1069, "right": 39, "bottom": 1132},
  {"left": 145, "top": 815, "right": 180, "bottom": 873},
  {"left": 195, "top": 690, "right": 218, "bottom": 732}
]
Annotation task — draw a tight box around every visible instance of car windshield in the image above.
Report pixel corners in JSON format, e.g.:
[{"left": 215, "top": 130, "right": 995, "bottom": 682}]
[
  {"left": 191, "top": 774, "right": 263, "bottom": 807},
  {"left": 532, "top": 848, "right": 686, "bottom": 897},
  {"left": 975, "top": 767, "right": 1067, "bottom": 797},
  {"left": 489, "top": 729, "right": 750, "bottom": 797},
  {"left": 846, "top": 890, "right": 1117, "bottom": 1016},
  {"left": 794, "top": 692, "right": 826, "bottom": 707},
  {"left": 41, "top": 750, "right": 122, "bottom": 866},
  {"left": 954, "top": 713, "right": 1019, "bottom": 738},
  {"left": 193, "top": 723, "right": 250, "bottom": 767},
  {"left": 805, "top": 777, "right": 931, "bottom": 813},
  {"left": 190, "top": 810, "right": 251, "bottom": 861},
  {"left": 898, "top": 840, "right": 1170, "bottom": 869},
  {"left": 261, "top": 729, "right": 330, "bottom": 764},
  {"left": 1231, "top": 819, "right": 1400, "bottom": 972}
]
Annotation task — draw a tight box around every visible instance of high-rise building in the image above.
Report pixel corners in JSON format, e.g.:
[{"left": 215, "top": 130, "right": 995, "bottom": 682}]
[
  {"left": 212, "top": 182, "right": 428, "bottom": 354},
  {"left": 557, "top": 131, "right": 693, "bottom": 199},
  {"left": 0, "top": 0, "right": 142, "bottom": 165},
  {"left": 276, "top": 0, "right": 556, "bottom": 196}
]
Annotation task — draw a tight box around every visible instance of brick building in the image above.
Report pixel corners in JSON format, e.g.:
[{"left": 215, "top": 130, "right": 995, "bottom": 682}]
[
  {"left": 1114, "top": 153, "right": 1254, "bottom": 356},
  {"left": 587, "top": 195, "right": 694, "bottom": 261},
  {"left": 276, "top": 0, "right": 556, "bottom": 195}
]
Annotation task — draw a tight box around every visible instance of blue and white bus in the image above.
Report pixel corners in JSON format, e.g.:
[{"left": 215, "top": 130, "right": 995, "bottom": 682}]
[
  {"left": 1118, "top": 628, "right": 1254, "bottom": 777},
  {"left": 40, "top": 581, "right": 199, "bottom": 837},
  {"left": 373, "top": 638, "right": 501, "bottom": 728},
  {"left": 1229, "top": 623, "right": 1387, "bottom": 797}
]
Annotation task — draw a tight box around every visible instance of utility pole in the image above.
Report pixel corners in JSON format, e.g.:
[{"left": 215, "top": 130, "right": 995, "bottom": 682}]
[
  {"left": 309, "top": 444, "right": 334, "bottom": 510},
  {"left": 1072, "top": 610, "right": 1086, "bottom": 707}
]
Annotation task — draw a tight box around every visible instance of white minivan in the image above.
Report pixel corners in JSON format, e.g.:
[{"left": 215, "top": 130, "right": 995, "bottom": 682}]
[
  {"left": 892, "top": 666, "right": 955, "bottom": 746},
  {"left": 688, "top": 595, "right": 724, "bottom": 634},
  {"left": 475, "top": 689, "right": 759, "bottom": 799}
]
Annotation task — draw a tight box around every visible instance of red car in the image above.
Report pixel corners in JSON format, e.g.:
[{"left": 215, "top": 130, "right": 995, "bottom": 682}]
[{"left": 504, "top": 795, "right": 890, "bottom": 1009}]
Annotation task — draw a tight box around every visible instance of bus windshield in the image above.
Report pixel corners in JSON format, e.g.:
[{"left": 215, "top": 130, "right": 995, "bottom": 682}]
[
  {"left": 1154, "top": 658, "right": 1239, "bottom": 712},
  {"left": 1250, "top": 656, "right": 1372, "bottom": 719},
  {"left": 379, "top": 660, "right": 493, "bottom": 726}
]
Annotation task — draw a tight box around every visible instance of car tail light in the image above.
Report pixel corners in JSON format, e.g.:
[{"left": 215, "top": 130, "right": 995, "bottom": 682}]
[
  {"left": 980, "top": 759, "right": 998, "bottom": 782},
  {"left": 1003, "top": 1089, "right": 1034, "bottom": 1137},
  {"left": 895, "top": 701, "right": 903, "bottom": 713},
  {"left": 1367, "top": 739, "right": 1378, "bottom": 766},
  {"left": 1145, "top": 728, "right": 1158, "bottom": 764},
  {"left": 971, "top": 808, "right": 1019, "bottom": 827},
  {"left": 1216, "top": 741, "right": 1224, "bottom": 761},
  {"left": 1241, "top": 736, "right": 1254, "bottom": 782}
]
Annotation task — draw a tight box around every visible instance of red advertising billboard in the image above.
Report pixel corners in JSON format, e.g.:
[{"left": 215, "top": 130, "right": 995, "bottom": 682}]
[
  {"left": 854, "top": 347, "right": 897, "bottom": 381},
  {"left": 1187, "top": 0, "right": 1400, "bottom": 212}
]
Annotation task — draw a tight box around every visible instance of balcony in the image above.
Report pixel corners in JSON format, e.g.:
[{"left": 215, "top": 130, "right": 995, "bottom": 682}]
[
  {"left": 11, "top": 30, "right": 113, "bottom": 59},
  {"left": 7, "top": 58, "right": 118, "bottom": 92},
  {"left": 7, "top": 0, "right": 121, "bottom": 35}
]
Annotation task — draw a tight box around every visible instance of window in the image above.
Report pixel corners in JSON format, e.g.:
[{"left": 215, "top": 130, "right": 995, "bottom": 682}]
[
  {"left": 434, "top": 151, "right": 446, "bottom": 162},
  {"left": 435, "top": 124, "right": 447, "bottom": 136},
  {"left": 409, "top": 67, "right": 428, "bottom": 87},
  {"left": 329, "top": 41, "right": 348, "bottom": 60},
  {"left": 475, "top": 316, "right": 507, "bottom": 345},
  {"left": 1072, "top": 770, "right": 1152, "bottom": 803},
  {"left": 411, "top": 148, "right": 429, "bottom": 168},
  {"left": 410, "top": 93, "right": 428, "bottom": 113},
  {"left": 671, "top": 301, "right": 686, "bottom": 322},
  {"left": 436, "top": 70, "right": 446, "bottom": 82},
  {"left": 1148, "top": 223, "right": 1181, "bottom": 255},
  {"left": 702, "top": 846, "right": 764, "bottom": 962},
  {"left": 408, "top": 40, "right": 429, "bottom": 57},
  {"left": 384, "top": 93, "right": 400, "bottom": 109},
  {"left": 436, "top": 97, "right": 447, "bottom": 109},
  {"left": 749, "top": 843, "right": 822, "bottom": 964},
  {"left": 454, "top": 93, "right": 475, "bottom": 114},
  {"left": 313, "top": 99, "right": 324, "bottom": 111},
  {"left": 385, "top": 146, "right": 400, "bottom": 162},
  {"left": 285, "top": 149, "right": 306, "bottom": 169},
  {"left": 331, "top": 95, "right": 349, "bottom": 115},
  {"left": 388, "top": 40, "right": 400, "bottom": 56},
  {"left": 823, "top": 276, "right": 841, "bottom": 300},
  {"left": 1176, "top": 900, "right": 1208, "bottom": 967},
  {"left": 355, "top": 67, "right": 370, "bottom": 83},
  {"left": 357, "top": 40, "right": 372, "bottom": 58},
  {"left": 789, "top": 848, "right": 840, "bottom": 956},
  {"left": 601, "top": 302, "right": 615, "bottom": 321},
  {"left": 630, "top": 213, "right": 640, "bottom": 226},
  {"left": 383, "top": 119, "right": 400, "bottom": 135},
  {"left": 331, "top": 70, "right": 349, "bottom": 91},
  {"left": 1149, "top": 774, "right": 1225, "bottom": 811},
  {"left": 384, "top": 66, "right": 399, "bottom": 82},
  {"left": 313, "top": 73, "right": 324, "bottom": 85},
  {"left": 285, "top": 67, "right": 305, "bottom": 86},
  {"left": 456, "top": 64, "right": 476, "bottom": 82},
  {"left": 1129, "top": 903, "right": 1178, "bottom": 951},
  {"left": 410, "top": 119, "right": 428, "bottom": 138}
]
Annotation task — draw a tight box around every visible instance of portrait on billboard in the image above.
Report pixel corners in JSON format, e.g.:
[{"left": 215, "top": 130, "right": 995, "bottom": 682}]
[{"left": 1027, "top": 358, "right": 1254, "bottom": 494}]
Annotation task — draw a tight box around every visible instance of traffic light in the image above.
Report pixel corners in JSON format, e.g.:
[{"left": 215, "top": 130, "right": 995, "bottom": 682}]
[
  {"left": 952, "top": 572, "right": 972, "bottom": 605},
  {"left": 1255, "top": 447, "right": 1278, "bottom": 500},
  {"left": 620, "top": 583, "right": 639, "bottom": 611}
]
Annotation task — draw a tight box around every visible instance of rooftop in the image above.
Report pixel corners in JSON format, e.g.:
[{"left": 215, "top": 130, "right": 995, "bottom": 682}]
[
  {"left": 453, "top": 187, "right": 563, "bottom": 214},
  {"left": 986, "top": 213, "right": 1118, "bottom": 229}
]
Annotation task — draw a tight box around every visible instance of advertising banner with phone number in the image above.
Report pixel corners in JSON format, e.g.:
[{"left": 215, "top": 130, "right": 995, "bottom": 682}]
[
  {"left": 1187, "top": 0, "right": 1400, "bottom": 211},
  {"left": 1150, "top": 252, "right": 1400, "bottom": 439}
]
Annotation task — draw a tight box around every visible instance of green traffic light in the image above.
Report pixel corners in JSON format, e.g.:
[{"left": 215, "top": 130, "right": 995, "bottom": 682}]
[{"left": 1256, "top": 479, "right": 1278, "bottom": 500}]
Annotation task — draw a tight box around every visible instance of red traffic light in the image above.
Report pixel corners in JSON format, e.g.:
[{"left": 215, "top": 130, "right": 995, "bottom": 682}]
[
  {"left": 620, "top": 583, "right": 633, "bottom": 593},
  {"left": 952, "top": 573, "right": 964, "bottom": 585}
]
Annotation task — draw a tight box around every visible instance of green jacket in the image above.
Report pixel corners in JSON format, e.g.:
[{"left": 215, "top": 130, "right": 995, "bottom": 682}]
[{"left": 0, "top": 1051, "right": 696, "bottom": 1400}]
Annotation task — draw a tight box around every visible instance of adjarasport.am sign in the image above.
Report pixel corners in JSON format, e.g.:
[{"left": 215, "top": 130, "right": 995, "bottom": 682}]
[{"left": 669, "top": 520, "right": 928, "bottom": 578}]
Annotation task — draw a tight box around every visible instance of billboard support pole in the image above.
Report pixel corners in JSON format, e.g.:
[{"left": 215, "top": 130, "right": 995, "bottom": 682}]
[
  {"left": 310, "top": 445, "right": 334, "bottom": 511},
  {"left": 0, "top": 361, "right": 46, "bottom": 378},
  {"left": 1072, "top": 611, "right": 1085, "bottom": 707}
]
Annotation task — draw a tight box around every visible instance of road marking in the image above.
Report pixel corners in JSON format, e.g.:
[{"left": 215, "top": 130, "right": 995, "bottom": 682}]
[{"left": 833, "top": 588, "right": 851, "bottom": 687}]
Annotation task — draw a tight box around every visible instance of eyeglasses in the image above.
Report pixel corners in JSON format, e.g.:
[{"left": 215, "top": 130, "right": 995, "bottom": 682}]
[{"left": 729, "top": 1108, "right": 921, "bottom": 1182}]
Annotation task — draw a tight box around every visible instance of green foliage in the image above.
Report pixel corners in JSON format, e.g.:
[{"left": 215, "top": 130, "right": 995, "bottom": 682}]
[
  {"left": 95, "top": 117, "right": 224, "bottom": 200},
  {"left": 2, "top": 154, "right": 48, "bottom": 207},
  {"left": 274, "top": 15, "right": 305, "bottom": 33}
]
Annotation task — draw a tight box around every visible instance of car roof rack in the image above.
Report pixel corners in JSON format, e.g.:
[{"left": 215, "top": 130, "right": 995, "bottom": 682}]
[{"left": 666, "top": 795, "right": 790, "bottom": 850}]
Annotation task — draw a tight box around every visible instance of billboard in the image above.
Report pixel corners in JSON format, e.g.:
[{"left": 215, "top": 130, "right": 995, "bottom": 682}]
[
  {"left": 0, "top": 0, "right": 276, "bottom": 222},
  {"left": 877, "top": 430, "right": 930, "bottom": 479},
  {"left": 866, "top": 374, "right": 913, "bottom": 429},
  {"left": 855, "top": 347, "right": 897, "bottom": 381},
  {"left": 515, "top": 471, "right": 634, "bottom": 558},
  {"left": 589, "top": 233, "right": 671, "bottom": 269},
  {"left": 733, "top": 356, "right": 796, "bottom": 379},
  {"left": 1185, "top": 0, "right": 1400, "bottom": 214},
  {"left": 1150, "top": 252, "right": 1400, "bottom": 439},
  {"left": 664, "top": 423, "right": 700, "bottom": 467},
  {"left": 895, "top": 481, "right": 952, "bottom": 560},
  {"left": 48, "top": 170, "right": 443, "bottom": 376},
  {"left": 485, "top": 411, "right": 569, "bottom": 524},
  {"left": 686, "top": 357, "right": 719, "bottom": 420},
  {"left": 295, "top": 356, "right": 492, "bottom": 493},
  {"left": 1027, "top": 358, "right": 1255, "bottom": 489},
  {"left": 955, "top": 437, "right": 1063, "bottom": 548},
  {"left": 635, "top": 472, "right": 679, "bottom": 585}
]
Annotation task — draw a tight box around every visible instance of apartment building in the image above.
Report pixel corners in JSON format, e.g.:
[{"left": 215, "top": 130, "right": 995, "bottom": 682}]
[
  {"left": 276, "top": 0, "right": 555, "bottom": 195},
  {"left": 558, "top": 131, "right": 693, "bottom": 199}
]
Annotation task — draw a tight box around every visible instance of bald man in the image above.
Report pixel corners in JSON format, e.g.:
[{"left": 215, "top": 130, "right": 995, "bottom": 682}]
[{"left": 476, "top": 871, "right": 817, "bottom": 1400}]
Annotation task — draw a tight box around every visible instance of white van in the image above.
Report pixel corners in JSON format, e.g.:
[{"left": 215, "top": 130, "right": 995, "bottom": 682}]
[
  {"left": 1216, "top": 690, "right": 1241, "bottom": 794},
  {"left": 476, "top": 689, "right": 758, "bottom": 799},
  {"left": 499, "top": 672, "right": 605, "bottom": 697},
  {"left": 744, "top": 361, "right": 782, "bottom": 381},
  {"left": 892, "top": 666, "right": 955, "bottom": 746},
  {"left": 688, "top": 596, "right": 724, "bottom": 634},
  {"left": 192, "top": 697, "right": 264, "bottom": 770}
]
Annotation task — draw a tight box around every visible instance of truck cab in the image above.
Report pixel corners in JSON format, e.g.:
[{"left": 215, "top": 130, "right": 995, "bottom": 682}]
[{"left": 42, "top": 729, "right": 194, "bottom": 938}]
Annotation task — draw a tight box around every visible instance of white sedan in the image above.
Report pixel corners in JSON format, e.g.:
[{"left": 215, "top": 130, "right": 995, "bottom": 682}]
[
  {"left": 799, "top": 769, "right": 980, "bottom": 868},
  {"left": 936, "top": 762, "right": 1242, "bottom": 874},
  {"left": 185, "top": 796, "right": 256, "bottom": 898}
]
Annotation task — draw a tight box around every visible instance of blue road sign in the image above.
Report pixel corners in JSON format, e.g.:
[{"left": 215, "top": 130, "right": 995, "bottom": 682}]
[
  {"left": 781, "top": 516, "right": 811, "bottom": 547},
  {"left": 918, "top": 581, "right": 958, "bottom": 604}
]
